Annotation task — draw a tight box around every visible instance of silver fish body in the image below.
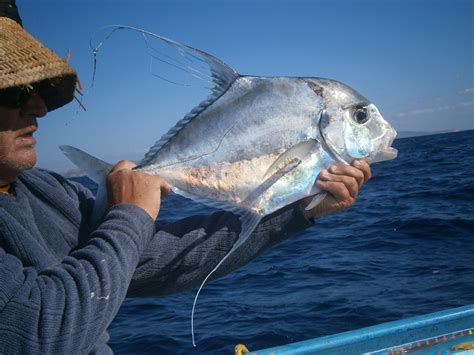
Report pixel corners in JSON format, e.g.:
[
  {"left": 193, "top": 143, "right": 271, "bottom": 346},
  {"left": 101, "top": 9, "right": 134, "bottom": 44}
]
[{"left": 138, "top": 75, "right": 396, "bottom": 216}]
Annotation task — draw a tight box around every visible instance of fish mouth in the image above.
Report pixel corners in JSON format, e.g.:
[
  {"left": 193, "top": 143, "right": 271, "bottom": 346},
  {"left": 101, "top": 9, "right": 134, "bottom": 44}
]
[
  {"left": 371, "top": 147, "right": 398, "bottom": 163},
  {"left": 371, "top": 126, "right": 398, "bottom": 163}
]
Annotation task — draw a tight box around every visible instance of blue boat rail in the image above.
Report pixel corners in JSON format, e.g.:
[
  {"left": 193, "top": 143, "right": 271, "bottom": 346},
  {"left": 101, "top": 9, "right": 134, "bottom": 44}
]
[{"left": 235, "top": 304, "right": 474, "bottom": 355}]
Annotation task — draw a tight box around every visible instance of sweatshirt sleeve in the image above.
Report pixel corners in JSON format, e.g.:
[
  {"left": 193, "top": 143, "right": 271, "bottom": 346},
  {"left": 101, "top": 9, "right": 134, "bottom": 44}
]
[
  {"left": 127, "top": 201, "right": 314, "bottom": 296},
  {"left": 0, "top": 205, "right": 155, "bottom": 355}
]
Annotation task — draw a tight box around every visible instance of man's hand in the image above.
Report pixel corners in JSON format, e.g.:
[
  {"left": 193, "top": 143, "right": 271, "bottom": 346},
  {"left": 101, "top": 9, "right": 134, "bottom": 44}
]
[
  {"left": 302, "top": 160, "right": 371, "bottom": 219},
  {"left": 106, "top": 161, "right": 171, "bottom": 220}
]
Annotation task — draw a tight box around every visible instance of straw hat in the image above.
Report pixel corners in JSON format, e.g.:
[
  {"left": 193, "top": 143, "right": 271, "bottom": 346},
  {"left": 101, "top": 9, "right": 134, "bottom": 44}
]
[{"left": 0, "top": 0, "right": 77, "bottom": 111}]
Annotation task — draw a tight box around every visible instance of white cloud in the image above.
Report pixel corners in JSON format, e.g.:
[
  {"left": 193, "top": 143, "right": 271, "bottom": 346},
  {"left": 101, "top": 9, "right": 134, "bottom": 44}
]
[
  {"left": 458, "top": 88, "right": 474, "bottom": 95},
  {"left": 396, "top": 101, "right": 474, "bottom": 118}
]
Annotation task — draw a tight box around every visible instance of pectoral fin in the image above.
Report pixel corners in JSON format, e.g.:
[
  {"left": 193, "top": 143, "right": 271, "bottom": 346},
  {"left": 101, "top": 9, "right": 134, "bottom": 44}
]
[
  {"left": 263, "top": 139, "right": 320, "bottom": 180},
  {"left": 245, "top": 157, "right": 302, "bottom": 208},
  {"left": 241, "top": 139, "right": 323, "bottom": 212}
]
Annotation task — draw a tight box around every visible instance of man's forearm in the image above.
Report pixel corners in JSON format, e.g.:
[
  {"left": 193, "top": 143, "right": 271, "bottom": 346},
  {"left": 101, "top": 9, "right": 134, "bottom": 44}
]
[{"left": 127, "top": 201, "right": 313, "bottom": 297}]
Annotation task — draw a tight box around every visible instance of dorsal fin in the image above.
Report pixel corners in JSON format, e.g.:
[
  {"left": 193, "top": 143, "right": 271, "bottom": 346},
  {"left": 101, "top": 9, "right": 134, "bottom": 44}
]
[
  {"left": 137, "top": 29, "right": 240, "bottom": 166},
  {"left": 91, "top": 26, "right": 240, "bottom": 167}
]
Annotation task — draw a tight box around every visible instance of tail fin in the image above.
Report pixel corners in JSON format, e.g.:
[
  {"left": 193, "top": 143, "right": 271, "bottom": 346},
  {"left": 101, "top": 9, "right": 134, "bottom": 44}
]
[{"left": 59, "top": 145, "right": 113, "bottom": 226}]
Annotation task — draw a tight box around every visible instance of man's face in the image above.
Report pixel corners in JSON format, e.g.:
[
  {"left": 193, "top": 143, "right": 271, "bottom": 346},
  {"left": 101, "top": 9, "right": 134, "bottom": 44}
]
[{"left": 0, "top": 92, "right": 47, "bottom": 182}]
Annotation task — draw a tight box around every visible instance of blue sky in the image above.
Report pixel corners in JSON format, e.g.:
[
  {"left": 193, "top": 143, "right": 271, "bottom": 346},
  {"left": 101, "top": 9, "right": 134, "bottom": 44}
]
[{"left": 18, "top": 0, "right": 473, "bottom": 172}]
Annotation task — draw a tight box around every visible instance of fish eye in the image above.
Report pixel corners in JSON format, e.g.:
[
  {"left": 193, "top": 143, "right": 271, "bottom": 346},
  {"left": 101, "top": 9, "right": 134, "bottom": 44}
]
[{"left": 352, "top": 106, "right": 369, "bottom": 124}]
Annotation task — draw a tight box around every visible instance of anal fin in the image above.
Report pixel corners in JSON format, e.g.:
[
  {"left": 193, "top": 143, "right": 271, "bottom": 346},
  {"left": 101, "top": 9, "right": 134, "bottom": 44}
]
[
  {"left": 191, "top": 209, "right": 262, "bottom": 346},
  {"left": 242, "top": 157, "right": 302, "bottom": 211}
]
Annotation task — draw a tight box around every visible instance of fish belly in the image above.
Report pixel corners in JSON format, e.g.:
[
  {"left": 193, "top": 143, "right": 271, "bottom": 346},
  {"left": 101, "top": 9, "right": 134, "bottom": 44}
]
[{"left": 157, "top": 145, "right": 335, "bottom": 215}]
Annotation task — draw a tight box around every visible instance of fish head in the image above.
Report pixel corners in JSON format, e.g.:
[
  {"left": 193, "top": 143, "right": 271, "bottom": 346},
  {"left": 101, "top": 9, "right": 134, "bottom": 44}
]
[{"left": 307, "top": 78, "right": 397, "bottom": 163}]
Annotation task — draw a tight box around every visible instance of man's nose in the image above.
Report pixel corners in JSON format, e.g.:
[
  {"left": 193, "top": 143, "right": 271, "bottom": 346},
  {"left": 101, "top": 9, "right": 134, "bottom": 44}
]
[{"left": 21, "top": 91, "right": 48, "bottom": 118}]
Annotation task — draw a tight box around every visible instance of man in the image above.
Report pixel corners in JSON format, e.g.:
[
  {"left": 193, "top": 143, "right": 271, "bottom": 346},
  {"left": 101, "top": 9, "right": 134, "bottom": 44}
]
[{"left": 0, "top": 1, "right": 371, "bottom": 353}]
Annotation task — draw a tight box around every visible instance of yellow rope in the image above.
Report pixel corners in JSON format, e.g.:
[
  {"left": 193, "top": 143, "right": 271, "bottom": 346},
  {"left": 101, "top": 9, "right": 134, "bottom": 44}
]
[{"left": 235, "top": 344, "right": 250, "bottom": 355}]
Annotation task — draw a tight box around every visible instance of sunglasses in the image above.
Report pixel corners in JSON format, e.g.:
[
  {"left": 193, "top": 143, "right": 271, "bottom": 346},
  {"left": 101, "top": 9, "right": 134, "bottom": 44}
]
[{"left": 0, "top": 81, "right": 50, "bottom": 109}]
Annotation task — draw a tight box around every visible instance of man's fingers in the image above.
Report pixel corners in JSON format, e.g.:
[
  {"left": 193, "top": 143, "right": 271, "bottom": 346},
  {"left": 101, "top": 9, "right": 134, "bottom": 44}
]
[
  {"left": 110, "top": 161, "right": 171, "bottom": 193},
  {"left": 324, "top": 163, "right": 365, "bottom": 188},
  {"left": 157, "top": 176, "right": 172, "bottom": 196},
  {"left": 110, "top": 160, "right": 137, "bottom": 173},
  {"left": 109, "top": 160, "right": 171, "bottom": 197},
  {"left": 304, "top": 160, "right": 372, "bottom": 218},
  {"left": 318, "top": 169, "right": 359, "bottom": 198},
  {"left": 351, "top": 160, "right": 371, "bottom": 182},
  {"left": 316, "top": 179, "right": 354, "bottom": 203}
]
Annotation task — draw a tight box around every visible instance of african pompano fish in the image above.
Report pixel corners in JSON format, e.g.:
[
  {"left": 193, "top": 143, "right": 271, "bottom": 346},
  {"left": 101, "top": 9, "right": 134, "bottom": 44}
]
[{"left": 60, "top": 26, "right": 397, "bottom": 345}]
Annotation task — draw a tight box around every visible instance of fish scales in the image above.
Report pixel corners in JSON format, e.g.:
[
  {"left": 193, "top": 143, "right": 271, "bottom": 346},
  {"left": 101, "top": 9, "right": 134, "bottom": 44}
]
[
  {"left": 144, "top": 77, "right": 321, "bottom": 165},
  {"left": 141, "top": 76, "right": 323, "bottom": 214}
]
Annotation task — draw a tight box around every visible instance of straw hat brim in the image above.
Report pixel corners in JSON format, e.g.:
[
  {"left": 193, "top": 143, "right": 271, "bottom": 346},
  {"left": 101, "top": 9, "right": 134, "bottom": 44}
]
[{"left": 0, "top": 17, "right": 77, "bottom": 111}]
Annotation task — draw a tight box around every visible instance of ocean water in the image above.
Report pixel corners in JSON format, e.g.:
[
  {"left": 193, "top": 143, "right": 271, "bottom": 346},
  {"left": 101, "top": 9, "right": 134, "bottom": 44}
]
[{"left": 74, "top": 130, "right": 474, "bottom": 354}]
